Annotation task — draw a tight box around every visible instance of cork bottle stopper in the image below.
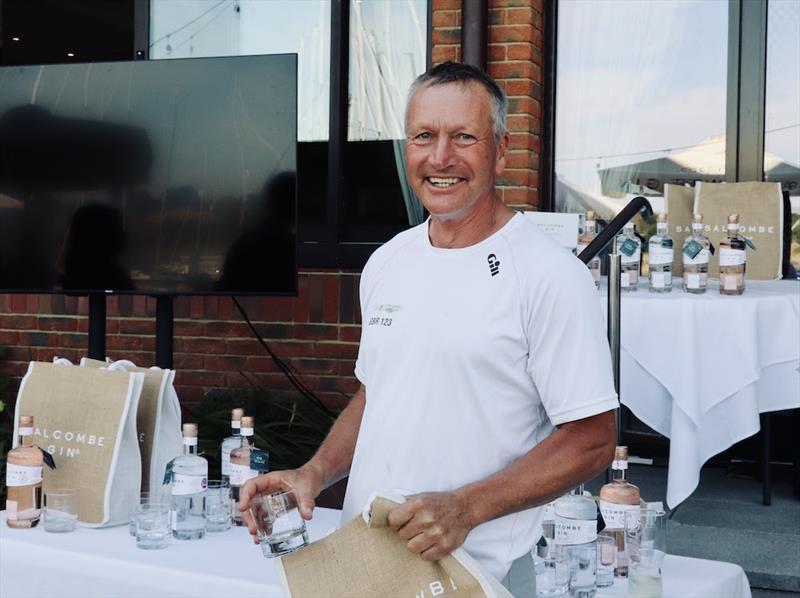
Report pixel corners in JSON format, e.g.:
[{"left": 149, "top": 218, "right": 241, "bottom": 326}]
[
  {"left": 19, "top": 415, "right": 34, "bottom": 427},
  {"left": 728, "top": 213, "right": 740, "bottom": 224},
  {"left": 182, "top": 423, "right": 198, "bottom": 437},
  {"left": 693, "top": 213, "right": 703, "bottom": 223},
  {"left": 231, "top": 408, "right": 244, "bottom": 421},
  {"left": 657, "top": 213, "right": 667, "bottom": 223},
  {"left": 586, "top": 210, "right": 596, "bottom": 220},
  {"left": 240, "top": 416, "right": 254, "bottom": 428},
  {"left": 614, "top": 446, "right": 629, "bottom": 461}
]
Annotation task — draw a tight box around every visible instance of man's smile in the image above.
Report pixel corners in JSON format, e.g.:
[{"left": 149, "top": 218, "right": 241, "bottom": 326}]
[{"left": 426, "top": 176, "right": 465, "bottom": 189}]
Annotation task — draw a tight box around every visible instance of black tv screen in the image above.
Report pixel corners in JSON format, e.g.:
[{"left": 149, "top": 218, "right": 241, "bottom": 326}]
[{"left": 0, "top": 54, "right": 297, "bottom": 295}]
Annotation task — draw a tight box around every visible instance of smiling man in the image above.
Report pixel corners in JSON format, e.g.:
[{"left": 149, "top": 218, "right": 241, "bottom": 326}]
[{"left": 241, "top": 62, "right": 617, "bottom": 595}]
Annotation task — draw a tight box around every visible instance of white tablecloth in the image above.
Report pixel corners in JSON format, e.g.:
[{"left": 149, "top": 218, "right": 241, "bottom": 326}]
[
  {"left": 1, "top": 509, "right": 751, "bottom": 598},
  {"left": 601, "top": 279, "right": 800, "bottom": 507}
]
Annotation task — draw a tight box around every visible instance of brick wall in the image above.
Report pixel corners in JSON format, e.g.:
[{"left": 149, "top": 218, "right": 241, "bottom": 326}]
[{"left": 0, "top": 1, "right": 546, "bottom": 411}]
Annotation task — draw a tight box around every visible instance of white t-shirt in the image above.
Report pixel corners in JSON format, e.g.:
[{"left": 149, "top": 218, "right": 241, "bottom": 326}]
[{"left": 343, "top": 213, "right": 618, "bottom": 581}]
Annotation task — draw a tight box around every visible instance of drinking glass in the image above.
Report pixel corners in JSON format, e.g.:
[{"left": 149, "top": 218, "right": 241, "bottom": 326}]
[
  {"left": 534, "top": 553, "right": 570, "bottom": 597},
  {"left": 135, "top": 502, "right": 171, "bottom": 550},
  {"left": 563, "top": 543, "right": 597, "bottom": 597},
  {"left": 625, "top": 509, "right": 666, "bottom": 598},
  {"left": 44, "top": 488, "right": 78, "bottom": 533},
  {"left": 128, "top": 491, "right": 169, "bottom": 535},
  {"left": 249, "top": 489, "right": 309, "bottom": 558},
  {"left": 596, "top": 533, "right": 616, "bottom": 587},
  {"left": 204, "top": 480, "right": 232, "bottom": 532}
]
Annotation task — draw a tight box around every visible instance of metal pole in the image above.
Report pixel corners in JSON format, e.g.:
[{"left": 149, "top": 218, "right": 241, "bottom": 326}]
[
  {"left": 155, "top": 295, "right": 174, "bottom": 369},
  {"left": 607, "top": 253, "right": 622, "bottom": 448},
  {"left": 88, "top": 293, "right": 106, "bottom": 361}
]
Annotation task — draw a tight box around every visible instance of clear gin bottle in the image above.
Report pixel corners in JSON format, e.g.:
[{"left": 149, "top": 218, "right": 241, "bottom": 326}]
[
  {"left": 648, "top": 213, "right": 674, "bottom": 293},
  {"left": 555, "top": 485, "right": 598, "bottom": 597},
  {"left": 682, "top": 213, "right": 711, "bottom": 294},
  {"left": 171, "top": 423, "right": 208, "bottom": 540},
  {"left": 220, "top": 408, "right": 244, "bottom": 486},
  {"left": 615, "top": 222, "right": 640, "bottom": 292}
]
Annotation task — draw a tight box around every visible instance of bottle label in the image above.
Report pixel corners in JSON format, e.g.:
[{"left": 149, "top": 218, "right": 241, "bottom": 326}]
[
  {"left": 183, "top": 437, "right": 198, "bottom": 447},
  {"left": 19, "top": 427, "right": 34, "bottom": 436},
  {"left": 649, "top": 245, "right": 673, "bottom": 266},
  {"left": 612, "top": 459, "right": 628, "bottom": 471},
  {"left": 171, "top": 473, "right": 208, "bottom": 496},
  {"left": 599, "top": 501, "right": 639, "bottom": 530},
  {"left": 619, "top": 239, "right": 639, "bottom": 260},
  {"left": 6, "top": 463, "right": 43, "bottom": 487},
  {"left": 231, "top": 421, "right": 241, "bottom": 430},
  {"left": 719, "top": 248, "right": 746, "bottom": 266},
  {"left": 684, "top": 247, "right": 709, "bottom": 266},
  {"left": 651, "top": 272, "right": 670, "bottom": 288},
  {"left": 542, "top": 501, "right": 556, "bottom": 522},
  {"left": 686, "top": 273, "right": 704, "bottom": 289},
  {"left": 554, "top": 516, "right": 597, "bottom": 545},
  {"left": 229, "top": 463, "right": 258, "bottom": 487},
  {"left": 221, "top": 447, "right": 233, "bottom": 476},
  {"left": 240, "top": 427, "right": 254, "bottom": 436}
]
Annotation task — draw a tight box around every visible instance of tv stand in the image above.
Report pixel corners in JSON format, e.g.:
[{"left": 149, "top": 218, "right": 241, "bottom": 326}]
[{"left": 86, "top": 293, "right": 174, "bottom": 369}]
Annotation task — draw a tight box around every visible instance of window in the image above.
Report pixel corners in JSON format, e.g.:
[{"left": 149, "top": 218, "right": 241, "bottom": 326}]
[
  {"left": 764, "top": 0, "right": 800, "bottom": 273},
  {"left": 555, "top": 1, "right": 728, "bottom": 224},
  {"left": 149, "top": 0, "right": 429, "bottom": 267}
]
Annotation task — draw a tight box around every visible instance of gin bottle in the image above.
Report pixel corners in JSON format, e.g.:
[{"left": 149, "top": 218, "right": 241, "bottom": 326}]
[
  {"left": 648, "top": 213, "right": 674, "bottom": 293},
  {"left": 554, "top": 485, "right": 598, "bottom": 597},
  {"left": 6, "top": 415, "right": 43, "bottom": 529},
  {"left": 230, "top": 416, "right": 259, "bottom": 526},
  {"left": 578, "top": 211, "right": 601, "bottom": 289},
  {"left": 719, "top": 213, "right": 746, "bottom": 295},
  {"left": 615, "top": 222, "right": 640, "bottom": 292},
  {"left": 171, "top": 423, "right": 208, "bottom": 540},
  {"left": 599, "top": 447, "right": 640, "bottom": 577},
  {"left": 220, "top": 407, "right": 244, "bottom": 485},
  {"left": 682, "top": 214, "right": 711, "bottom": 294}
]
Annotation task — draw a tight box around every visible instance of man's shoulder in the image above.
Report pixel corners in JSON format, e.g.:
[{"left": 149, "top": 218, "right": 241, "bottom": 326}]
[
  {"left": 501, "top": 214, "right": 584, "bottom": 276},
  {"left": 362, "top": 221, "right": 427, "bottom": 280}
]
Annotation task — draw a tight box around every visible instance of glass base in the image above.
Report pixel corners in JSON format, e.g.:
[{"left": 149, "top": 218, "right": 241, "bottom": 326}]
[
  {"left": 260, "top": 530, "right": 309, "bottom": 558},
  {"left": 173, "top": 528, "right": 205, "bottom": 540},
  {"left": 683, "top": 286, "right": 706, "bottom": 294},
  {"left": 206, "top": 520, "right": 232, "bottom": 532},
  {"left": 648, "top": 286, "right": 672, "bottom": 293}
]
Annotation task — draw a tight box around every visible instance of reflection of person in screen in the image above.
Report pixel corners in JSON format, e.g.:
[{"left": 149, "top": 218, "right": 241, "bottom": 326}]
[
  {"left": 62, "top": 203, "right": 134, "bottom": 291},
  {"left": 217, "top": 171, "right": 296, "bottom": 293}
]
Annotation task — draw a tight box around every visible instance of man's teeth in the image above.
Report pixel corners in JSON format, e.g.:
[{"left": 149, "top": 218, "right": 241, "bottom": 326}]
[{"left": 428, "top": 177, "right": 461, "bottom": 187}]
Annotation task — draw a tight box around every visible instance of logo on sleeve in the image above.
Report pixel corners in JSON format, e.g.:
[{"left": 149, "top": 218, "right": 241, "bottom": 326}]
[{"left": 487, "top": 254, "right": 500, "bottom": 277}]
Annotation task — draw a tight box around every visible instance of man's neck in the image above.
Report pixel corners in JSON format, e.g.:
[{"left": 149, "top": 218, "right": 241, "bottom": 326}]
[{"left": 428, "top": 196, "right": 516, "bottom": 249}]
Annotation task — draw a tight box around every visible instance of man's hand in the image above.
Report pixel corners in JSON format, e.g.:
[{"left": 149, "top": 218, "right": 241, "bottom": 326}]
[
  {"left": 239, "top": 464, "right": 324, "bottom": 545},
  {"left": 387, "top": 491, "right": 473, "bottom": 561}
]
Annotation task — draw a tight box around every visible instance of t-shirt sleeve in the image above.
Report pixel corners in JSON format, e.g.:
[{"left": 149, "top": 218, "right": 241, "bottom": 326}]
[
  {"left": 525, "top": 256, "right": 618, "bottom": 426},
  {"left": 353, "top": 256, "right": 373, "bottom": 387}
]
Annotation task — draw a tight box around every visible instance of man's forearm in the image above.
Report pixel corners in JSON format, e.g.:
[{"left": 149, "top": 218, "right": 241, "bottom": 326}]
[
  {"left": 303, "top": 384, "right": 366, "bottom": 490},
  {"left": 456, "top": 410, "right": 616, "bottom": 528}
]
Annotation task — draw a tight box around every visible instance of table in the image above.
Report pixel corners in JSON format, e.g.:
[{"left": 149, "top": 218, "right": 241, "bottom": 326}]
[
  {"left": 1, "top": 510, "right": 751, "bottom": 598},
  {"left": 600, "top": 279, "right": 800, "bottom": 508}
]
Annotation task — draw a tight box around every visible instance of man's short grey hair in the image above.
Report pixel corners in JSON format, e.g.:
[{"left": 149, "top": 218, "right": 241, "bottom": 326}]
[{"left": 405, "top": 61, "right": 508, "bottom": 145}]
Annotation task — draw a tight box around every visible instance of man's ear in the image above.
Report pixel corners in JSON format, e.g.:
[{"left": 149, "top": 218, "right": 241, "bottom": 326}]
[{"left": 494, "top": 132, "right": 510, "bottom": 176}]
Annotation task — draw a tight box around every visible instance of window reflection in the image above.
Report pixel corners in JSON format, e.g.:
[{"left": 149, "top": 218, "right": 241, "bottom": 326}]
[
  {"left": 765, "top": 0, "right": 800, "bottom": 274},
  {"left": 555, "top": 0, "right": 727, "bottom": 226}
]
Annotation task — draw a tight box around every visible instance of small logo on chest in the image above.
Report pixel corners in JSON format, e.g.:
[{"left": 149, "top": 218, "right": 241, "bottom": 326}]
[{"left": 487, "top": 253, "right": 500, "bottom": 277}]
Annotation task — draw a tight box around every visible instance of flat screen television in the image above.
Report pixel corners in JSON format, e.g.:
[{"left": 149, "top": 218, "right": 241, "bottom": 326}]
[{"left": 0, "top": 54, "right": 297, "bottom": 295}]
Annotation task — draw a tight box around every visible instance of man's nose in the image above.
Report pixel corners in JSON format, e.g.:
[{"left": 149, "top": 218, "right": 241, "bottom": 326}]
[{"left": 428, "top": 136, "right": 456, "bottom": 170}]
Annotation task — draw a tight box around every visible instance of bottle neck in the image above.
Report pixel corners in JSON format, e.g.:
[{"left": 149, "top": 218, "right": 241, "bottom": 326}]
[
  {"left": 231, "top": 422, "right": 241, "bottom": 436},
  {"left": 656, "top": 223, "right": 667, "bottom": 235},
  {"left": 612, "top": 464, "right": 627, "bottom": 482},
  {"left": 240, "top": 434, "right": 253, "bottom": 448},
  {"left": 19, "top": 433, "right": 34, "bottom": 447},
  {"left": 183, "top": 440, "right": 198, "bottom": 455},
  {"left": 727, "top": 224, "right": 738, "bottom": 238},
  {"left": 586, "top": 221, "right": 596, "bottom": 234},
  {"left": 624, "top": 227, "right": 634, "bottom": 239},
  {"left": 692, "top": 223, "right": 703, "bottom": 237}
]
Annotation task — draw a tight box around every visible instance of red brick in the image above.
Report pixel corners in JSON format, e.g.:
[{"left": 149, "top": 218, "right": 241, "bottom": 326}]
[
  {"left": 507, "top": 6, "right": 534, "bottom": 24},
  {"left": 182, "top": 338, "right": 226, "bottom": 354},
  {"left": 117, "top": 319, "right": 152, "bottom": 335},
  {"left": 505, "top": 151, "right": 530, "bottom": 169},
  {"left": 433, "top": 0, "right": 460, "bottom": 9},
  {"left": 433, "top": 28, "right": 461, "bottom": 45},
  {"left": 132, "top": 296, "right": 147, "bottom": 317},
  {"left": 20, "top": 331, "right": 57, "bottom": 347},
  {"left": 292, "top": 324, "right": 338, "bottom": 341},
  {"left": 489, "top": 8, "right": 506, "bottom": 25},
  {"left": 11, "top": 295, "right": 27, "bottom": 313},
  {"left": 189, "top": 297, "right": 203, "bottom": 319},
  {"left": 174, "top": 320, "right": 206, "bottom": 337},
  {"left": 322, "top": 276, "right": 339, "bottom": 324},
  {"left": 489, "top": 25, "right": 533, "bottom": 44},
  {"left": 432, "top": 46, "right": 460, "bottom": 65},
  {"left": 172, "top": 353, "right": 204, "bottom": 369},
  {"left": 509, "top": 131, "right": 537, "bottom": 150},
  {"left": 491, "top": 0, "right": 531, "bottom": 6},
  {"left": 106, "top": 335, "right": 143, "bottom": 351},
  {"left": 26, "top": 295, "right": 39, "bottom": 313},
  {"left": 0, "top": 314, "right": 37, "bottom": 329},
  {"left": 7, "top": 346, "right": 32, "bottom": 361},
  {"left": 498, "top": 169, "right": 532, "bottom": 187},
  {"left": 78, "top": 319, "right": 89, "bottom": 333},
  {"left": 106, "top": 296, "right": 119, "bottom": 317},
  {"left": 183, "top": 370, "right": 227, "bottom": 387},
  {"left": 267, "top": 341, "right": 316, "bottom": 358},
  {"left": 490, "top": 61, "right": 534, "bottom": 80},
  {"left": 316, "top": 342, "right": 359, "bottom": 360},
  {"left": 503, "top": 187, "right": 536, "bottom": 204},
  {"left": 218, "top": 297, "right": 235, "bottom": 320},
  {"left": 0, "top": 330, "right": 20, "bottom": 345},
  {"left": 265, "top": 296, "right": 293, "bottom": 322},
  {"left": 245, "top": 356, "right": 278, "bottom": 373},
  {"left": 175, "top": 385, "right": 204, "bottom": 403},
  {"left": 507, "top": 42, "right": 534, "bottom": 61},
  {"left": 433, "top": 10, "right": 458, "bottom": 27},
  {"left": 226, "top": 339, "right": 264, "bottom": 355},
  {"left": 105, "top": 318, "right": 118, "bottom": 334},
  {"left": 34, "top": 316, "right": 74, "bottom": 333},
  {"left": 206, "top": 321, "right": 250, "bottom": 338},
  {"left": 488, "top": 44, "right": 506, "bottom": 62},
  {"left": 339, "top": 326, "right": 361, "bottom": 343},
  {"left": 508, "top": 96, "right": 538, "bottom": 115},
  {"left": 204, "top": 354, "right": 248, "bottom": 371},
  {"left": 507, "top": 113, "right": 534, "bottom": 133},
  {"left": 204, "top": 296, "right": 219, "bottom": 319},
  {"left": 532, "top": 10, "right": 543, "bottom": 30},
  {"left": 337, "top": 360, "right": 358, "bottom": 376}
]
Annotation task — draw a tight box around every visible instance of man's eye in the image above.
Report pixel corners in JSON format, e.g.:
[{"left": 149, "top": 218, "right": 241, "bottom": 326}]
[
  {"left": 413, "top": 132, "right": 432, "bottom": 144},
  {"left": 455, "top": 133, "right": 477, "bottom": 144}
]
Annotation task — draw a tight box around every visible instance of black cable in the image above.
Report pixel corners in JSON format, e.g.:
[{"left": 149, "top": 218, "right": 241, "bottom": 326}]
[
  {"left": 149, "top": 0, "right": 229, "bottom": 48},
  {"left": 232, "top": 296, "right": 337, "bottom": 418}
]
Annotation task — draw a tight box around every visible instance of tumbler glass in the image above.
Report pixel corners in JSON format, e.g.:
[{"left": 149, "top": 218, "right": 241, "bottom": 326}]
[
  {"left": 596, "top": 533, "right": 616, "bottom": 587},
  {"left": 534, "top": 552, "right": 570, "bottom": 597},
  {"left": 625, "top": 509, "right": 666, "bottom": 598},
  {"left": 204, "top": 480, "right": 232, "bottom": 532},
  {"left": 249, "top": 489, "right": 309, "bottom": 558},
  {"left": 135, "top": 502, "right": 171, "bottom": 550},
  {"left": 43, "top": 488, "right": 78, "bottom": 533},
  {"left": 563, "top": 543, "right": 597, "bottom": 597},
  {"left": 128, "top": 491, "right": 167, "bottom": 535}
]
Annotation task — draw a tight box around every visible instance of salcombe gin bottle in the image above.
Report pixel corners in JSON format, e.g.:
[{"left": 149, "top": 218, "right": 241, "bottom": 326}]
[
  {"left": 171, "top": 423, "right": 208, "bottom": 540},
  {"left": 616, "top": 222, "right": 641, "bottom": 291},
  {"left": 682, "top": 214, "right": 711, "bottom": 294},
  {"left": 230, "top": 416, "right": 259, "bottom": 526},
  {"left": 719, "top": 213, "right": 746, "bottom": 295},
  {"left": 220, "top": 408, "right": 244, "bottom": 485},
  {"left": 648, "top": 213, "right": 674, "bottom": 293},
  {"left": 6, "top": 415, "right": 43, "bottom": 528},
  {"left": 554, "top": 485, "right": 598, "bottom": 596},
  {"left": 578, "top": 211, "right": 601, "bottom": 289},
  {"left": 599, "top": 447, "right": 640, "bottom": 577}
]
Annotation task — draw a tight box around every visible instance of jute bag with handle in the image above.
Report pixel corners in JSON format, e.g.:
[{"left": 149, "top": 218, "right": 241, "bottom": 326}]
[
  {"left": 275, "top": 492, "right": 512, "bottom": 598},
  {"left": 12, "top": 361, "right": 143, "bottom": 527},
  {"left": 694, "top": 181, "right": 784, "bottom": 280},
  {"left": 664, "top": 183, "right": 697, "bottom": 277},
  {"left": 81, "top": 358, "right": 182, "bottom": 494}
]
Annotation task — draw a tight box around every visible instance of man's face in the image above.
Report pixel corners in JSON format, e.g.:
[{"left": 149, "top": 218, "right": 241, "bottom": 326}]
[{"left": 405, "top": 81, "right": 509, "bottom": 221}]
